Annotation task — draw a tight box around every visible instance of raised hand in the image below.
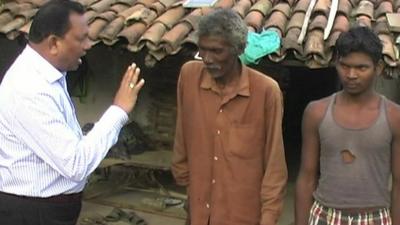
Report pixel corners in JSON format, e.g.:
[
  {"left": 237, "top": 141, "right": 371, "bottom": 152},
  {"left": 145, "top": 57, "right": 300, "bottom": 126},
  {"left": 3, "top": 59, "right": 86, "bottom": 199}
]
[{"left": 113, "top": 63, "right": 145, "bottom": 114}]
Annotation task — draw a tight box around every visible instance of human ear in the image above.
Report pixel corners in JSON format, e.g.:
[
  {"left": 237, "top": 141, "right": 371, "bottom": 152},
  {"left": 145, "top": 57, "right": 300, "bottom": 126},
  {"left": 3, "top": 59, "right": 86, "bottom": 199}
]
[
  {"left": 47, "top": 35, "right": 59, "bottom": 55},
  {"left": 375, "top": 60, "right": 385, "bottom": 77}
]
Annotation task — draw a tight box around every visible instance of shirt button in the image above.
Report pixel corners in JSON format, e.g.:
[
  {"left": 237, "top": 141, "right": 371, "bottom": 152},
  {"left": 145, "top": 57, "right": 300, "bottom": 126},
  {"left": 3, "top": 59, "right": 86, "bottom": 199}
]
[
  {"left": 214, "top": 156, "right": 218, "bottom": 161},
  {"left": 212, "top": 179, "right": 216, "bottom": 184},
  {"left": 206, "top": 203, "right": 210, "bottom": 208},
  {"left": 217, "top": 130, "right": 220, "bottom": 135}
]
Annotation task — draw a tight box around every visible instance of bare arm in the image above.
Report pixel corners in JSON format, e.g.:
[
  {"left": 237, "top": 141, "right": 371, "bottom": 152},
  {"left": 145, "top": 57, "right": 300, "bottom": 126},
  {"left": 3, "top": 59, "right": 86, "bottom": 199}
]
[
  {"left": 295, "top": 101, "right": 322, "bottom": 225},
  {"left": 387, "top": 102, "right": 400, "bottom": 224},
  {"left": 391, "top": 139, "right": 400, "bottom": 225}
]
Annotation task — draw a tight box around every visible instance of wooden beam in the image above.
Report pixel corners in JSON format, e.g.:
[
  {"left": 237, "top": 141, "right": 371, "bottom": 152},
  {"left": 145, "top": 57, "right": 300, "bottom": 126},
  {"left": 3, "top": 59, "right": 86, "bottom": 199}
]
[
  {"left": 297, "top": 0, "right": 317, "bottom": 44},
  {"left": 324, "top": 0, "right": 338, "bottom": 40}
]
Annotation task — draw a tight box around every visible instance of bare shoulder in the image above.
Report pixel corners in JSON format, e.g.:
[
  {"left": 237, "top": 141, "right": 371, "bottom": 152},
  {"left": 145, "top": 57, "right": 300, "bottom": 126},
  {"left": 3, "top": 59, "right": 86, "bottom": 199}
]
[
  {"left": 385, "top": 98, "right": 400, "bottom": 134},
  {"left": 303, "top": 95, "right": 332, "bottom": 124}
]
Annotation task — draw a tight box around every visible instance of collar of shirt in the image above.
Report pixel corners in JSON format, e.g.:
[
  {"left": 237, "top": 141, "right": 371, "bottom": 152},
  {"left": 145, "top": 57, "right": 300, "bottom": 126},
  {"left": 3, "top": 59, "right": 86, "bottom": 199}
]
[
  {"left": 200, "top": 62, "right": 250, "bottom": 97},
  {"left": 24, "top": 45, "right": 66, "bottom": 84}
]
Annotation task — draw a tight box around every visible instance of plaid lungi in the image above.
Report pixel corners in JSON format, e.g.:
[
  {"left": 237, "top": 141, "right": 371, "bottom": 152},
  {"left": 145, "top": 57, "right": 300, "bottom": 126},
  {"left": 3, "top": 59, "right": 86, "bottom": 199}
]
[{"left": 308, "top": 201, "right": 391, "bottom": 225}]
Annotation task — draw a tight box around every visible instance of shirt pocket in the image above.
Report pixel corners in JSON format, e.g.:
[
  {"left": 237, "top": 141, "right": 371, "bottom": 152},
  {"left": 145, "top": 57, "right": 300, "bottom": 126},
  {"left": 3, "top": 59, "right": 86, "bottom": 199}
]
[{"left": 227, "top": 123, "right": 264, "bottom": 159}]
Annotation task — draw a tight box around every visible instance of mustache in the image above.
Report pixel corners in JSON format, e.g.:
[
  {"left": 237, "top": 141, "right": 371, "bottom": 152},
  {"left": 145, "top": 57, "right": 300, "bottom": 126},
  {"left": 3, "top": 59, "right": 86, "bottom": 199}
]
[{"left": 205, "top": 64, "right": 221, "bottom": 70}]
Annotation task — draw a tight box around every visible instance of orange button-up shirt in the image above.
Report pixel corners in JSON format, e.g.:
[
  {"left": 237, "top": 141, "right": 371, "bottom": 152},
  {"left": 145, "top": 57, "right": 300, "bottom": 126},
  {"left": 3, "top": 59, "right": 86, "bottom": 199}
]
[{"left": 172, "top": 61, "right": 287, "bottom": 225}]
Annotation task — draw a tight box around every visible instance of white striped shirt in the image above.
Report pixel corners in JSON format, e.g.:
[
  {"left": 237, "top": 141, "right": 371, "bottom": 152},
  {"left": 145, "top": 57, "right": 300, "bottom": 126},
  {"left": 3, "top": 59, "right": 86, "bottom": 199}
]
[{"left": 0, "top": 45, "right": 128, "bottom": 197}]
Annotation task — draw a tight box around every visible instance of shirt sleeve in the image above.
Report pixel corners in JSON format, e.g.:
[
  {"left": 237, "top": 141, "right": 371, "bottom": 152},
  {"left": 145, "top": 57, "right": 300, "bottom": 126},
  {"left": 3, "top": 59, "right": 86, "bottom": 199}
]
[
  {"left": 13, "top": 92, "right": 128, "bottom": 182},
  {"left": 171, "top": 68, "right": 190, "bottom": 186},
  {"left": 260, "top": 82, "right": 288, "bottom": 224}
]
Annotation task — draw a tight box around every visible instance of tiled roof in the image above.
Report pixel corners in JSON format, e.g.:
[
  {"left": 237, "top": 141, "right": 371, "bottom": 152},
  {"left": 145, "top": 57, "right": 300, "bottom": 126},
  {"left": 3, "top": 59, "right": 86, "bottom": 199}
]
[{"left": 1, "top": 0, "right": 400, "bottom": 76}]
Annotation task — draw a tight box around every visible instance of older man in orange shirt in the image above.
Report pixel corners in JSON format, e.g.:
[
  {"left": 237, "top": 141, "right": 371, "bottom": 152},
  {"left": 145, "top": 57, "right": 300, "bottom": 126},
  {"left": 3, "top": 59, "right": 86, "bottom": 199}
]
[{"left": 172, "top": 8, "right": 288, "bottom": 225}]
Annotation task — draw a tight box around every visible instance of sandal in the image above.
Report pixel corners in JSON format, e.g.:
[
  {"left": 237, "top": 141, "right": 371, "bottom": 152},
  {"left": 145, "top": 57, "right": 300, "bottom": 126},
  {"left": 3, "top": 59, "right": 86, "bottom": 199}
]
[
  {"left": 103, "top": 207, "right": 128, "bottom": 222},
  {"left": 125, "top": 211, "right": 147, "bottom": 225}
]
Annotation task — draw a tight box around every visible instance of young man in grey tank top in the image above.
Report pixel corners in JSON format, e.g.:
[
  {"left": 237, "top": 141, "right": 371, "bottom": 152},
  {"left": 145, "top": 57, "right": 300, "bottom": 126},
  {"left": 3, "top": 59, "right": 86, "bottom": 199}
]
[{"left": 295, "top": 26, "right": 400, "bottom": 225}]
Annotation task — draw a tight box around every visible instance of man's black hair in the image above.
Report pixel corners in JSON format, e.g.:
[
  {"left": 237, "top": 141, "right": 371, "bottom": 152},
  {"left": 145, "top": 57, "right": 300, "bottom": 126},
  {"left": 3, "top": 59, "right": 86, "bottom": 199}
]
[
  {"left": 335, "top": 26, "right": 383, "bottom": 64},
  {"left": 28, "top": 0, "right": 85, "bottom": 43}
]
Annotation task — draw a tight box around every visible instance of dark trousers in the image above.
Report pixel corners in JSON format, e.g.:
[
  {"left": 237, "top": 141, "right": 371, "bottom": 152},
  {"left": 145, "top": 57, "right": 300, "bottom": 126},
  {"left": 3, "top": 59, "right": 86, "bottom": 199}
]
[{"left": 0, "top": 191, "right": 82, "bottom": 225}]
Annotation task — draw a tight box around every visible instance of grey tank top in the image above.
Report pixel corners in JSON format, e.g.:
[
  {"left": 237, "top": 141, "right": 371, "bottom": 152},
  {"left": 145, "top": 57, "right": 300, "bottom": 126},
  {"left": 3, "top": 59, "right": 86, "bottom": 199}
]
[{"left": 313, "top": 93, "right": 392, "bottom": 208}]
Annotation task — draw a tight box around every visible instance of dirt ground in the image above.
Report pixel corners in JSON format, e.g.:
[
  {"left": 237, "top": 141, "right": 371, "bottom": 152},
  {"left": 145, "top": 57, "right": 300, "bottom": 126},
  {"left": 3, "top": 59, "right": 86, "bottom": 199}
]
[
  {"left": 78, "top": 182, "right": 295, "bottom": 225},
  {"left": 78, "top": 149, "right": 296, "bottom": 225}
]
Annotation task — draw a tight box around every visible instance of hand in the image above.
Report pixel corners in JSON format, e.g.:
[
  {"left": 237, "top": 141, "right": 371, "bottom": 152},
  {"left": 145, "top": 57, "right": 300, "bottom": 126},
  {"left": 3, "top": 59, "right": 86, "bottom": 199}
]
[{"left": 113, "top": 63, "right": 145, "bottom": 114}]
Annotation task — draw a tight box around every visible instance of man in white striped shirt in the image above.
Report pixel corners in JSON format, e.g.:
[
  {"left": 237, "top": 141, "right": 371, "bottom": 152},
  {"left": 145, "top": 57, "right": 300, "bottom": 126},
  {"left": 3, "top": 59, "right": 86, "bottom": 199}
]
[{"left": 0, "top": 0, "right": 144, "bottom": 224}]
